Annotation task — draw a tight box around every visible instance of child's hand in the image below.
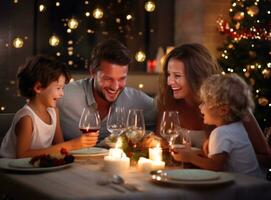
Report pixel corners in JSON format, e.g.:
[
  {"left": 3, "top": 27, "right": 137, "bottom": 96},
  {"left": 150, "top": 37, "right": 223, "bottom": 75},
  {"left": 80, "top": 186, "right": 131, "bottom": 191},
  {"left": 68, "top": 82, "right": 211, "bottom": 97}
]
[
  {"left": 71, "top": 131, "right": 99, "bottom": 149},
  {"left": 171, "top": 148, "right": 194, "bottom": 163}
]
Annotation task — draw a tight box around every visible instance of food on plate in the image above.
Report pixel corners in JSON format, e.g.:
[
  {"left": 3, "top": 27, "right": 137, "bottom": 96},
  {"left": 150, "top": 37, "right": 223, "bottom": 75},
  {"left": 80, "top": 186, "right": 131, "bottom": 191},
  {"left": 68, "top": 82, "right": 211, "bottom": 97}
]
[{"left": 29, "top": 148, "right": 74, "bottom": 167}]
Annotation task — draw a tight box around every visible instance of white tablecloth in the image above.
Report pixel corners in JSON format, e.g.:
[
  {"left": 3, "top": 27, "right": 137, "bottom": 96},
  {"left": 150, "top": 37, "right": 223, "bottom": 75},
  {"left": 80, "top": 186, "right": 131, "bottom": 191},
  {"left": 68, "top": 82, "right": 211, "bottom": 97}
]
[{"left": 0, "top": 159, "right": 271, "bottom": 200}]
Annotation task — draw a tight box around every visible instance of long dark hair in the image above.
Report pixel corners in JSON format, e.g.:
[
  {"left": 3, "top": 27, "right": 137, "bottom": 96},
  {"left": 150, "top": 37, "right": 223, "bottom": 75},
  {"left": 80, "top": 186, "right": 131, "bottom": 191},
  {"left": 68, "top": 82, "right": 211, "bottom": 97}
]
[{"left": 157, "top": 43, "right": 222, "bottom": 110}]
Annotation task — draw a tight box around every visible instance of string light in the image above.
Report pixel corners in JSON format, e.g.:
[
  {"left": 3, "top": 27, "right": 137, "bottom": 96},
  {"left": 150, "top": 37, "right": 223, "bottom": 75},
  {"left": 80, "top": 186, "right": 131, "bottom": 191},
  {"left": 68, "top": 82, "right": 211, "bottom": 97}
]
[
  {"left": 49, "top": 35, "right": 60, "bottom": 46},
  {"left": 39, "top": 4, "right": 45, "bottom": 12},
  {"left": 93, "top": 8, "right": 103, "bottom": 19},
  {"left": 68, "top": 18, "right": 79, "bottom": 29},
  {"left": 145, "top": 1, "right": 155, "bottom": 12},
  {"left": 126, "top": 14, "right": 132, "bottom": 20},
  {"left": 135, "top": 51, "right": 146, "bottom": 62},
  {"left": 13, "top": 37, "right": 24, "bottom": 48},
  {"left": 85, "top": 12, "right": 90, "bottom": 17},
  {"left": 56, "top": 2, "right": 60, "bottom": 7}
]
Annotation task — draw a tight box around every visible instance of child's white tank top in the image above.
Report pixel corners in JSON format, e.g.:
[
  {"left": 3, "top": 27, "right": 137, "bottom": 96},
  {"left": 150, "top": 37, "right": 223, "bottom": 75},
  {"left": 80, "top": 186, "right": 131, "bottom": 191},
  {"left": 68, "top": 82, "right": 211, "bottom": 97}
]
[{"left": 0, "top": 105, "right": 56, "bottom": 158}]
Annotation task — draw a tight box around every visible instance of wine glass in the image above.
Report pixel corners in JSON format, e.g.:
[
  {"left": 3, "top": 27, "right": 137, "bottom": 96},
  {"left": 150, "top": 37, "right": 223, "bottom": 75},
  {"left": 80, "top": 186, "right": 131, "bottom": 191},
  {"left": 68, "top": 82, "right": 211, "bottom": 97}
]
[
  {"left": 107, "top": 106, "right": 127, "bottom": 137},
  {"left": 159, "top": 111, "right": 181, "bottom": 149},
  {"left": 125, "top": 109, "right": 145, "bottom": 148},
  {"left": 79, "top": 108, "right": 101, "bottom": 134}
]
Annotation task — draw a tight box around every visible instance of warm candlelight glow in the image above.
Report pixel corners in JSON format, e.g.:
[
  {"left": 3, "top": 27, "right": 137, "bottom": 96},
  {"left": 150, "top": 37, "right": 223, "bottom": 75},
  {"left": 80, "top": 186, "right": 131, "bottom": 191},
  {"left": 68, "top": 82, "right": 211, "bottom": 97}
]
[
  {"left": 138, "top": 157, "right": 165, "bottom": 172},
  {"left": 103, "top": 137, "right": 130, "bottom": 173},
  {"left": 149, "top": 143, "right": 162, "bottom": 161}
]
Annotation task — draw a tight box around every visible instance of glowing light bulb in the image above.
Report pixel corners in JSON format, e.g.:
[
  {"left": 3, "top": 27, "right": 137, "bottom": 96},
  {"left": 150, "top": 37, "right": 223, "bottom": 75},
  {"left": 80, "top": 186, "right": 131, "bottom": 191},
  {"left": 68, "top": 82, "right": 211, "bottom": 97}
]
[
  {"left": 49, "top": 35, "right": 60, "bottom": 46},
  {"left": 68, "top": 18, "right": 79, "bottom": 29},
  {"left": 39, "top": 4, "right": 45, "bottom": 12},
  {"left": 145, "top": 1, "right": 155, "bottom": 12},
  {"left": 13, "top": 37, "right": 24, "bottom": 48},
  {"left": 93, "top": 8, "right": 103, "bottom": 19},
  {"left": 135, "top": 51, "right": 146, "bottom": 62},
  {"left": 126, "top": 14, "right": 132, "bottom": 20}
]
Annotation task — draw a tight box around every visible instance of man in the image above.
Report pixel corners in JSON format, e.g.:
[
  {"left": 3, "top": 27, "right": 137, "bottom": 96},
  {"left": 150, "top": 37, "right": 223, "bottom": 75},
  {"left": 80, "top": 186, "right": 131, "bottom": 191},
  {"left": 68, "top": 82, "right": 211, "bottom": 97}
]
[{"left": 58, "top": 39, "right": 157, "bottom": 145}]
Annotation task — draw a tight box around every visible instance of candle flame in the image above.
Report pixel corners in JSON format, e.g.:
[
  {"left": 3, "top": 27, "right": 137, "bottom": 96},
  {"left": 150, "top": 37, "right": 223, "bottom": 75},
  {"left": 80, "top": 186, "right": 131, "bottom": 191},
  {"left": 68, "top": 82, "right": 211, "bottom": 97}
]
[{"left": 115, "top": 137, "right": 122, "bottom": 149}]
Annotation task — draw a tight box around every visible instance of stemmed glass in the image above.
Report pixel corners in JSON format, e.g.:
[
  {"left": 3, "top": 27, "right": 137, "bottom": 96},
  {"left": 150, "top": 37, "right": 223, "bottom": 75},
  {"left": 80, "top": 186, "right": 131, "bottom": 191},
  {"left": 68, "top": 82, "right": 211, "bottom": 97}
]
[
  {"left": 125, "top": 109, "right": 145, "bottom": 148},
  {"left": 79, "top": 108, "right": 101, "bottom": 133},
  {"left": 159, "top": 111, "right": 181, "bottom": 149},
  {"left": 107, "top": 106, "right": 127, "bottom": 137}
]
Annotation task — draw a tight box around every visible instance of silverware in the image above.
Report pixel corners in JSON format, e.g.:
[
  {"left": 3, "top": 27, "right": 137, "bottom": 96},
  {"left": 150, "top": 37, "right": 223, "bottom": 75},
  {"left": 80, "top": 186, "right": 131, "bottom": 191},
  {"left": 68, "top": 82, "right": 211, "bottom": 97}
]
[
  {"left": 111, "top": 174, "right": 141, "bottom": 192},
  {"left": 97, "top": 178, "right": 126, "bottom": 193}
]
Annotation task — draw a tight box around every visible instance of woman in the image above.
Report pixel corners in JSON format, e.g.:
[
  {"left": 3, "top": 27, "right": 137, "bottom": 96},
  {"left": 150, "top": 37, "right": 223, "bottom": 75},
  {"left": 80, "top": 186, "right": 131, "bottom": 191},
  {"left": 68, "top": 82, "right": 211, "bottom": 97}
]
[{"left": 155, "top": 43, "right": 270, "bottom": 164}]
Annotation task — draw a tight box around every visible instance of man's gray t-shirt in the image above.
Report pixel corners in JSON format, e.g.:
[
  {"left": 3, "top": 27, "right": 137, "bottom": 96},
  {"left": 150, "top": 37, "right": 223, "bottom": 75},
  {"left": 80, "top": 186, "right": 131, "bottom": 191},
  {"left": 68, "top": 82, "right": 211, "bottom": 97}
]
[{"left": 58, "top": 78, "right": 157, "bottom": 143}]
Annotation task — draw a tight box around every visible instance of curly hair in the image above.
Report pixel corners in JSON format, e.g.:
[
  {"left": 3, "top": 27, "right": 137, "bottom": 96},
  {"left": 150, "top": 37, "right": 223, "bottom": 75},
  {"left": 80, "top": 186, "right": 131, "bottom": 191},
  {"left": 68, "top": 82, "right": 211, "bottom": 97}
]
[
  {"left": 156, "top": 43, "right": 222, "bottom": 110},
  {"left": 200, "top": 73, "right": 255, "bottom": 123},
  {"left": 89, "top": 39, "right": 132, "bottom": 72},
  {"left": 17, "top": 55, "right": 71, "bottom": 98}
]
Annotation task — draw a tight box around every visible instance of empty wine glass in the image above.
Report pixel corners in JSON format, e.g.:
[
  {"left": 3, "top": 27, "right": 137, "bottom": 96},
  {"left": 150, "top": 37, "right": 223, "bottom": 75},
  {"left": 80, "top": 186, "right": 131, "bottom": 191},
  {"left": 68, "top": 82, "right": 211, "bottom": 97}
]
[
  {"left": 178, "top": 128, "right": 191, "bottom": 150},
  {"left": 79, "top": 108, "right": 101, "bottom": 134},
  {"left": 107, "top": 106, "right": 127, "bottom": 136},
  {"left": 159, "top": 111, "right": 181, "bottom": 149},
  {"left": 125, "top": 109, "right": 145, "bottom": 148}
]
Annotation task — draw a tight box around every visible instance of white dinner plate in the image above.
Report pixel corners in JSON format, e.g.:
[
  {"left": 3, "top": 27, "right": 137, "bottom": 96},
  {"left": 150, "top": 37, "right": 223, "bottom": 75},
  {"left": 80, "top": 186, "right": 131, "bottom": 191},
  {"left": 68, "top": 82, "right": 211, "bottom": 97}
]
[
  {"left": 151, "top": 170, "right": 234, "bottom": 186},
  {"left": 0, "top": 158, "right": 73, "bottom": 172},
  {"left": 70, "top": 147, "right": 108, "bottom": 157},
  {"left": 164, "top": 169, "right": 220, "bottom": 181}
]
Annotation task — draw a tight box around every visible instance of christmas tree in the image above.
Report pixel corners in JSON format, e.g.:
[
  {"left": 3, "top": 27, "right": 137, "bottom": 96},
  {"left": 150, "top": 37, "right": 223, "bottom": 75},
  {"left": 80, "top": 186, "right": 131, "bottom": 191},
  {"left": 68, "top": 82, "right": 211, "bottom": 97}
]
[{"left": 217, "top": 0, "right": 271, "bottom": 128}]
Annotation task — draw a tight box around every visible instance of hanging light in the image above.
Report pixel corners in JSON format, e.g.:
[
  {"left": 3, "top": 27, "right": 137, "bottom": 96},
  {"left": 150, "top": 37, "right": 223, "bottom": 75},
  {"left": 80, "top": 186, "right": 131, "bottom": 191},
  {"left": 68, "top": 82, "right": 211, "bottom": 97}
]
[
  {"left": 49, "top": 35, "right": 60, "bottom": 46},
  {"left": 93, "top": 8, "right": 103, "bottom": 19},
  {"left": 39, "top": 4, "right": 45, "bottom": 12},
  {"left": 145, "top": 1, "right": 155, "bottom": 12},
  {"left": 13, "top": 37, "right": 24, "bottom": 48},
  {"left": 68, "top": 18, "right": 79, "bottom": 29},
  {"left": 135, "top": 51, "right": 146, "bottom": 62}
]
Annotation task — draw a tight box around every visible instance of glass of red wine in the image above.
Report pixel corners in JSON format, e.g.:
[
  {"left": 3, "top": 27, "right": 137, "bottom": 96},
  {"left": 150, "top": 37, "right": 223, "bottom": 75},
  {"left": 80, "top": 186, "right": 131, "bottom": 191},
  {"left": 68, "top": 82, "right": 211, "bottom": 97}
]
[{"left": 79, "top": 108, "right": 101, "bottom": 134}]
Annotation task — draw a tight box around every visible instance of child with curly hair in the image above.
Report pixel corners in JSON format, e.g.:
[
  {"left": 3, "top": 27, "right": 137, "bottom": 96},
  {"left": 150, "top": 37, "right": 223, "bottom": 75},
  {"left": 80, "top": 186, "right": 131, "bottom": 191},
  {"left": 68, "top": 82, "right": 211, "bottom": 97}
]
[{"left": 172, "top": 73, "right": 262, "bottom": 177}]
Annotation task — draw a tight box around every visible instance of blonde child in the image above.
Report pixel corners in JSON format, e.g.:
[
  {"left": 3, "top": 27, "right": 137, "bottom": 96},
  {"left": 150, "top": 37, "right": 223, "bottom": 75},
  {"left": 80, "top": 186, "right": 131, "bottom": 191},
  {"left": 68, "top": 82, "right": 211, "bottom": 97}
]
[
  {"left": 0, "top": 55, "right": 98, "bottom": 158},
  {"left": 172, "top": 73, "right": 262, "bottom": 177}
]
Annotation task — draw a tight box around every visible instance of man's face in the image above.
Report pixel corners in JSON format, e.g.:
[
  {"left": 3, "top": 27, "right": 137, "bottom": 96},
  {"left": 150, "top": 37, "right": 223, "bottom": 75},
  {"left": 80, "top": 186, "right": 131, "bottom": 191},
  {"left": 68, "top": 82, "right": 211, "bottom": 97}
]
[{"left": 93, "top": 60, "right": 128, "bottom": 102}]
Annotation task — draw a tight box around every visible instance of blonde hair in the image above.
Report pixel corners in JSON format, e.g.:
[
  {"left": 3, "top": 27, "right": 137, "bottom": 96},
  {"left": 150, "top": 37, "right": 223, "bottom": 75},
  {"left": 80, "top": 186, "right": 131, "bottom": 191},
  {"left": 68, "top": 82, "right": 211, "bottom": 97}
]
[
  {"left": 200, "top": 73, "right": 255, "bottom": 123},
  {"left": 157, "top": 43, "right": 222, "bottom": 110}
]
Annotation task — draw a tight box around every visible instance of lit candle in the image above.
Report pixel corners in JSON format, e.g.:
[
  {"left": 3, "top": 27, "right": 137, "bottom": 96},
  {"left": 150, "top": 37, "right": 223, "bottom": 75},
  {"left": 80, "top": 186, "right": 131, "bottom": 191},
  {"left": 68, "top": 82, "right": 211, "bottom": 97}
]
[
  {"left": 138, "top": 157, "right": 165, "bottom": 172},
  {"left": 103, "top": 138, "right": 130, "bottom": 173},
  {"left": 149, "top": 143, "right": 162, "bottom": 161},
  {"left": 151, "top": 160, "right": 165, "bottom": 171},
  {"left": 138, "top": 157, "right": 153, "bottom": 172}
]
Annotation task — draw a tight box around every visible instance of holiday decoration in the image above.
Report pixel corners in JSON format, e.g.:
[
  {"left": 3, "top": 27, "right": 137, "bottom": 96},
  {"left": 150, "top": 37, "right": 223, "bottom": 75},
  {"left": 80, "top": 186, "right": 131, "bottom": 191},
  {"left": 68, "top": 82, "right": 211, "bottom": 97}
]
[
  {"left": 12, "top": 37, "right": 24, "bottom": 48},
  {"left": 145, "top": 1, "right": 156, "bottom": 12},
  {"left": 135, "top": 51, "right": 146, "bottom": 62},
  {"left": 49, "top": 35, "right": 60, "bottom": 47},
  {"left": 217, "top": 0, "right": 271, "bottom": 128}
]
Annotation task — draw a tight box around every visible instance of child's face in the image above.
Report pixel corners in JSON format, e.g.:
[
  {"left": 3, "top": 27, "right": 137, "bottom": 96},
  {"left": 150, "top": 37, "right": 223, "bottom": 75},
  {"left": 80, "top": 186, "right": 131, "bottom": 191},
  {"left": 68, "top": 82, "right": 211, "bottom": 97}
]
[
  {"left": 199, "top": 102, "right": 223, "bottom": 126},
  {"left": 38, "top": 75, "right": 66, "bottom": 107}
]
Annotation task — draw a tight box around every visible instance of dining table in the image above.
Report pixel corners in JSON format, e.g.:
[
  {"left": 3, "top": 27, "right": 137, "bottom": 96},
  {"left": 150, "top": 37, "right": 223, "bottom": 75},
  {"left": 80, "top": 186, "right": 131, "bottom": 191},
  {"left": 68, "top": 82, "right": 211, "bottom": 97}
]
[{"left": 0, "top": 155, "right": 271, "bottom": 200}]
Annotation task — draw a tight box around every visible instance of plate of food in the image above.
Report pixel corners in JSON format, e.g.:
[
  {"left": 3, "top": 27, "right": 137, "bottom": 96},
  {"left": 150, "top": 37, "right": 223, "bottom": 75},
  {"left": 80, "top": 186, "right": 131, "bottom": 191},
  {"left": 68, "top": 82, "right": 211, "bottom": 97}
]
[
  {"left": 70, "top": 147, "right": 108, "bottom": 157},
  {"left": 151, "top": 169, "right": 234, "bottom": 186},
  {"left": 0, "top": 148, "right": 74, "bottom": 172}
]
